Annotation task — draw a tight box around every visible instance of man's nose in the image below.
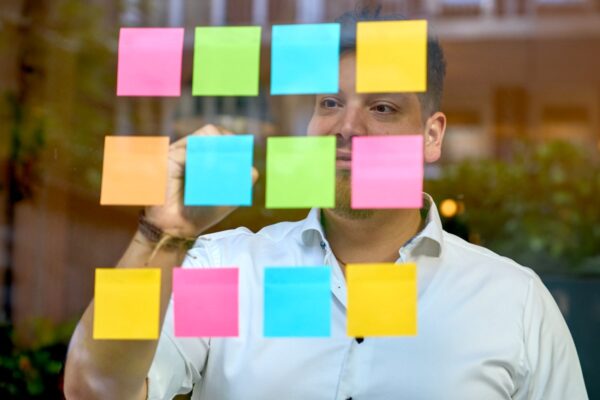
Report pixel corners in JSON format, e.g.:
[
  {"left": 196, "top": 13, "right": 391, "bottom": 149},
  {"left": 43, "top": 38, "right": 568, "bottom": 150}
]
[{"left": 338, "top": 107, "right": 367, "bottom": 141}]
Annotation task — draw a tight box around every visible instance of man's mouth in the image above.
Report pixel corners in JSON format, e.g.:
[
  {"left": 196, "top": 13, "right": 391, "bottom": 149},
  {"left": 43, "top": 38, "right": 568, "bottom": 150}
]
[
  {"left": 336, "top": 150, "right": 351, "bottom": 161},
  {"left": 336, "top": 150, "right": 352, "bottom": 169}
]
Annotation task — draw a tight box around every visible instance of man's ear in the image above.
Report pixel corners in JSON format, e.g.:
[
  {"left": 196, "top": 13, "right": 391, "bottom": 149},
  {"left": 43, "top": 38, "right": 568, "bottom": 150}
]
[{"left": 424, "top": 111, "right": 447, "bottom": 163}]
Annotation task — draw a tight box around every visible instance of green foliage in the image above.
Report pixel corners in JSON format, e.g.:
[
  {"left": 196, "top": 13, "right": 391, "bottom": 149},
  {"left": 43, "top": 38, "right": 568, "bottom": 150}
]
[
  {"left": 1, "top": 0, "right": 113, "bottom": 196},
  {"left": 0, "top": 320, "right": 76, "bottom": 398},
  {"left": 2, "top": 93, "right": 46, "bottom": 202},
  {"left": 426, "top": 140, "right": 600, "bottom": 275},
  {"left": 45, "top": 0, "right": 115, "bottom": 192}
]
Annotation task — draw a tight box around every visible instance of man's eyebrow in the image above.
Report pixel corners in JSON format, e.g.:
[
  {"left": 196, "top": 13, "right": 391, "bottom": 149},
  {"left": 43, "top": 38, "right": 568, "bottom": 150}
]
[
  {"left": 321, "top": 91, "right": 411, "bottom": 103},
  {"left": 364, "top": 93, "right": 411, "bottom": 104},
  {"left": 315, "top": 91, "right": 344, "bottom": 97}
]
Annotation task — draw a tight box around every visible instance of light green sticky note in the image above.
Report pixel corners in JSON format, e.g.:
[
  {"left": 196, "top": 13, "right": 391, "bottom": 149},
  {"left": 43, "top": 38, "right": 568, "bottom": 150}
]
[
  {"left": 193, "top": 26, "right": 261, "bottom": 96},
  {"left": 266, "top": 136, "right": 336, "bottom": 208}
]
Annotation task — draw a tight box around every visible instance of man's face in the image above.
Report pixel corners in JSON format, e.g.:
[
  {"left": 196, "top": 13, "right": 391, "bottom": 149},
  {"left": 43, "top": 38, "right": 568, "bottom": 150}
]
[{"left": 307, "top": 52, "right": 437, "bottom": 219}]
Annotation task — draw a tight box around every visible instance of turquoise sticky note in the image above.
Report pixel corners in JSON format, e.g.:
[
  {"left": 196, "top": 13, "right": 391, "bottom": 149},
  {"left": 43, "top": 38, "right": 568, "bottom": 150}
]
[
  {"left": 264, "top": 266, "right": 331, "bottom": 337},
  {"left": 184, "top": 135, "right": 254, "bottom": 206},
  {"left": 271, "top": 24, "right": 340, "bottom": 95}
]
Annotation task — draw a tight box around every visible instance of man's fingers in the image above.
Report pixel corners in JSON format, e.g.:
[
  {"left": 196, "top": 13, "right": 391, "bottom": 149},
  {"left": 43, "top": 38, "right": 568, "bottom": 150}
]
[
  {"left": 170, "top": 129, "right": 259, "bottom": 186},
  {"left": 168, "top": 146, "right": 187, "bottom": 167},
  {"left": 171, "top": 124, "right": 233, "bottom": 150},
  {"left": 251, "top": 167, "right": 259, "bottom": 185}
]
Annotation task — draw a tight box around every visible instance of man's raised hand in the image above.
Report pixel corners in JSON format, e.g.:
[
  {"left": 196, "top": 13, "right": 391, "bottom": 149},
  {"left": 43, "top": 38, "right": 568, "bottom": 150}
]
[{"left": 144, "top": 124, "right": 259, "bottom": 239}]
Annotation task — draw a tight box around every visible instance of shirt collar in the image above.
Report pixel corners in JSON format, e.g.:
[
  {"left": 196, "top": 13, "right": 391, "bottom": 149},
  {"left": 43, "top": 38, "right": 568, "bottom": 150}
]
[
  {"left": 299, "top": 208, "right": 326, "bottom": 248},
  {"left": 299, "top": 193, "right": 443, "bottom": 258},
  {"left": 403, "top": 193, "right": 443, "bottom": 258}
]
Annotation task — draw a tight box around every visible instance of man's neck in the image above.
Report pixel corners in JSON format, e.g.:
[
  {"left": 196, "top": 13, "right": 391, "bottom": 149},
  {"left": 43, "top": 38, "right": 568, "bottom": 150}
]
[{"left": 321, "top": 208, "right": 422, "bottom": 272}]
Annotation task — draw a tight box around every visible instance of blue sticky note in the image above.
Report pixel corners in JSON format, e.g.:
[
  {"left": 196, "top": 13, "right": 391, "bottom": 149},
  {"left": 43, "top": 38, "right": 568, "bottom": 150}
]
[
  {"left": 271, "top": 24, "right": 340, "bottom": 95},
  {"left": 264, "top": 266, "right": 331, "bottom": 337},
  {"left": 184, "top": 135, "right": 254, "bottom": 206}
]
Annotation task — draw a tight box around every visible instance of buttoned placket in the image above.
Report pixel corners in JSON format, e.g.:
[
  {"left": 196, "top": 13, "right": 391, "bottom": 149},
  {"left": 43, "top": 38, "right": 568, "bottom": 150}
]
[
  {"left": 320, "top": 239, "right": 347, "bottom": 308},
  {"left": 335, "top": 338, "right": 365, "bottom": 400},
  {"left": 319, "top": 233, "right": 426, "bottom": 400},
  {"left": 317, "top": 238, "right": 365, "bottom": 400}
]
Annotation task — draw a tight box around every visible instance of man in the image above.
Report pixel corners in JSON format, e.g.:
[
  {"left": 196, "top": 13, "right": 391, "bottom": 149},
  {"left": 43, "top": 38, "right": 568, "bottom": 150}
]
[{"left": 64, "top": 7, "right": 588, "bottom": 400}]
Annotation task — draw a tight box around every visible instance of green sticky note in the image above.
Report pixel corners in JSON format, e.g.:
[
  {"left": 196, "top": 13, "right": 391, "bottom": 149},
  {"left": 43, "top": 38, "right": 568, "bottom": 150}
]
[
  {"left": 193, "top": 26, "right": 261, "bottom": 96},
  {"left": 266, "top": 136, "right": 336, "bottom": 208}
]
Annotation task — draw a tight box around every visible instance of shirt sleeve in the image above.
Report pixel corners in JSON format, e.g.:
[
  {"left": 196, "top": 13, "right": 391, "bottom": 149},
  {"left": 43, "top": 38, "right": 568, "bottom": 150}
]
[
  {"left": 515, "top": 273, "right": 588, "bottom": 400},
  {"left": 146, "top": 243, "right": 212, "bottom": 399}
]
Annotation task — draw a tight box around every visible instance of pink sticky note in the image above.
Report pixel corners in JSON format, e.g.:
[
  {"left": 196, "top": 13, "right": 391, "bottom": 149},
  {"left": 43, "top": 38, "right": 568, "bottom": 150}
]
[
  {"left": 173, "top": 268, "right": 239, "bottom": 337},
  {"left": 117, "top": 28, "right": 184, "bottom": 96},
  {"left": 351, "top": 135, "right": 423, "bottom": 209}
]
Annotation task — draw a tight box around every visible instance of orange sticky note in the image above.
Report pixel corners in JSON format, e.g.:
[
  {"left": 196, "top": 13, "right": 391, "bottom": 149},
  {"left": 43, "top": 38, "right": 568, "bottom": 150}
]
[
  {"left": 100, "top": 136, "right": 169, "bottom": 205},
  {"left": 93, "top": 268, "right": 161, "bottom": 340},
  {"left": 347, "top": 263, "right": 417, "bottom": 337},
  {"left": 356, "top": 20, "right": 427, "bottom": 93}
]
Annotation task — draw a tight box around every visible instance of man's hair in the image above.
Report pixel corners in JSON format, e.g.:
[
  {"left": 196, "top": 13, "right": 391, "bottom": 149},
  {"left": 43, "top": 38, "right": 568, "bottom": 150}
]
[{"left": 335, "top": 5, "right": 446, "bottom": 117}]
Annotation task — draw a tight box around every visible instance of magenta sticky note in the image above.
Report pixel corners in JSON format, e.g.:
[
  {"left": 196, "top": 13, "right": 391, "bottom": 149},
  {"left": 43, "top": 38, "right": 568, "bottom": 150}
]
[
  {"left": 117, "top": 27, "right": 184, "bottom": 97},
  {"left": 173, "top": 268, "right": 239, "bottom": 337},
  {"left": 351, "top": 135, "right": 424, "bottom": 209}
]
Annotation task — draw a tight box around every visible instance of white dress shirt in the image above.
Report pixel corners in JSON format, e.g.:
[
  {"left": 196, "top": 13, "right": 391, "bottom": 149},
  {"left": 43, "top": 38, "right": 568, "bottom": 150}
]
[{"left": 147, "top": 194, "right": 588, "bottom": 400}]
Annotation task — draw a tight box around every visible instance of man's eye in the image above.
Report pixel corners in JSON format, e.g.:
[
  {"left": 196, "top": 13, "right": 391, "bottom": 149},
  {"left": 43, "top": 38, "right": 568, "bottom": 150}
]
[
  {"left": 373, "top": 104, "right": 395, "bottom": 113},
  {"left": 321, "top": 99, "right": 339, "bottom": 108}
]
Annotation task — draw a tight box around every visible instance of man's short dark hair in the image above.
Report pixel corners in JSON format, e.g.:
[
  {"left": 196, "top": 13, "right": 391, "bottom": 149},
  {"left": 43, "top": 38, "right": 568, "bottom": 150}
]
[{"left": 335, "top": 5, "right": 446, "bottom": 117}]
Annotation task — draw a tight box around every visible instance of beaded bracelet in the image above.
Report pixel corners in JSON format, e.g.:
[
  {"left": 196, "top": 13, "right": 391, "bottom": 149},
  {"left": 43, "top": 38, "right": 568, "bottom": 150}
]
[{"left": 138, "top": 210, "right": 197, "bottom": 263}]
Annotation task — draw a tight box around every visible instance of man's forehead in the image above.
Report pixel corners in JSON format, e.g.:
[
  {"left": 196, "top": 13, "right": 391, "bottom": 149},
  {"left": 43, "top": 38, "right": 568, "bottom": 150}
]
[
  {"left": 330, "top": 87, "right": 417, "bottom": 104},
  {"left": 335, "top": 53, "right": 419, "bottom": 103}
]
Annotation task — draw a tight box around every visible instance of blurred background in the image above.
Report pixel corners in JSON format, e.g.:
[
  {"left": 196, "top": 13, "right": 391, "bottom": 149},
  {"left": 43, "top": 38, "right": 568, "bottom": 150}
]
[{"left": 1, "top": 0, "right": 599, "bottom": 397}]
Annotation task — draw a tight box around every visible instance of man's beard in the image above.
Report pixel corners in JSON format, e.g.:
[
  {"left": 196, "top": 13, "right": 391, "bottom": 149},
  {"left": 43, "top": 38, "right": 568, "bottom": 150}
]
[{"left": 331, "top": 171, "right": 375, "bottom": 220}]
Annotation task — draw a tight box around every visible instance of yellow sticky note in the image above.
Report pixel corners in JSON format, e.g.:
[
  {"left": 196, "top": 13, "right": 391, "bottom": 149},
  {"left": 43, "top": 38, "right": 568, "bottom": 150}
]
[
  {"left": 347, "top": 263, "right": 417, "bottom": 336},
  {"left": 100, "top": 136, "right": 169, "bottom": 205},
  {"left": 93, "top": 268, "right": 161, "bottom": 340},
  {"left": 356, "top": 20, "right": 427, "bottom": 93}
]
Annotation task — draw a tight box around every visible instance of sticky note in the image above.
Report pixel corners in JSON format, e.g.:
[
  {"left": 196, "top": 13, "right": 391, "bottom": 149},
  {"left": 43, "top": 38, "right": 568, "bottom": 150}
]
[
  {"left": 117, "top": 28, "right": 184, "bottom": 96},
  {"left": 173, "top": 268, "right": 238, "bottom": 337},
  {"left": 347, "top": 263, "right": 417, "bottom": 337},
  {"left": 351, "top": 135, "right": 423, "bottom": 209},
  {"left": 264, "top": 267, "right": 331, "bottom": 337},
  {"left": 100, "top": 136, "right": 169, "bottom": 205},
  {"left": 193, "top": 26, "right": 261, "bottom": 96},
  {"left": 93, "top": 268, "right": 161, "bottom": 339},
  {"left": 184, "top": 135, "right": 254, "bottom": 206},
  {"left": 356, "top": 20, "right": 427, "bottom": 93},
  {"left": 271, "top": 23, "right": 340, "bottom": 95},
  {"left": 266, "top": 136, "right": 336, "bottom": 208}
]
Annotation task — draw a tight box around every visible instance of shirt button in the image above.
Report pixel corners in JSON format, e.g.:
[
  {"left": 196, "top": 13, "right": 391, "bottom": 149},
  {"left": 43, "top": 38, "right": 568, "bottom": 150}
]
[{"left": 320, "top": 241, "right": 326, "bottom": 249}]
